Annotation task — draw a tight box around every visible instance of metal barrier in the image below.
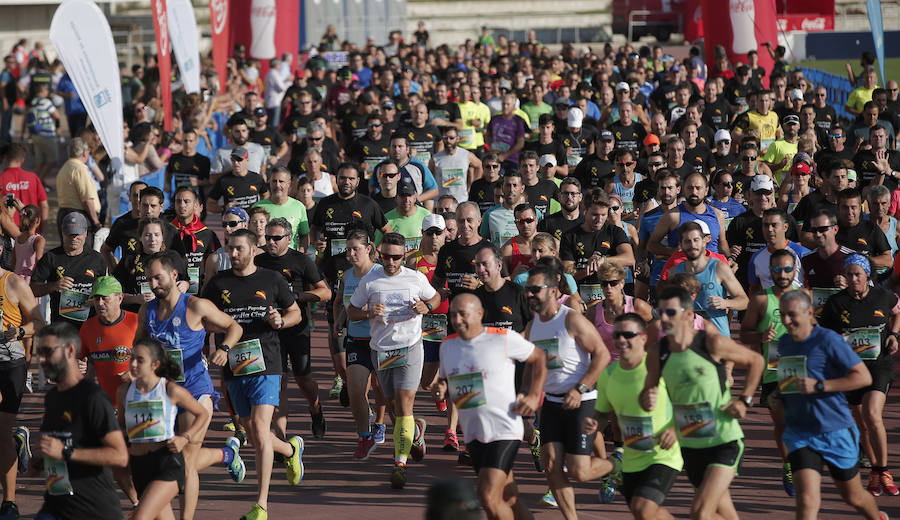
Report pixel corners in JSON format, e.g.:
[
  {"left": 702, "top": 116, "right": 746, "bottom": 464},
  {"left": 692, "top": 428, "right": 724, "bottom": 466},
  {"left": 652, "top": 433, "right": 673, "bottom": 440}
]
[{"left": 799, "top": 67, "right": 855, "bottom": 122}]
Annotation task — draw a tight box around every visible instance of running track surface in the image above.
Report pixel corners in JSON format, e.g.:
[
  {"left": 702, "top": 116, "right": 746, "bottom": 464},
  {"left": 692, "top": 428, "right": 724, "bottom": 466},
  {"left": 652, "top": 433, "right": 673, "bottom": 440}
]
[{"left": 11, "top": 319, "right": 900, "bottom": 519}]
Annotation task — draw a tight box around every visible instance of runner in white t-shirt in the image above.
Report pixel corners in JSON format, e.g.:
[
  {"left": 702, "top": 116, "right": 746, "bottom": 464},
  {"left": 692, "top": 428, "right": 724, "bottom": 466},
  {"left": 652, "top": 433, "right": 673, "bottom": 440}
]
[
  {"left": 347, "top": 232, "right": 441, "bottom": 489},
  {"left": 438, "top": 293, "right": 547, "bottom": 520}
]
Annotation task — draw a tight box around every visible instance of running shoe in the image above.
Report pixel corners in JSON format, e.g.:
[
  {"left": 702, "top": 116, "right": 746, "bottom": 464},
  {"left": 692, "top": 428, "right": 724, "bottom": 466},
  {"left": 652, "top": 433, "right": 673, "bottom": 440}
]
[
  {"left": 881, "top": 470, "right": 900, "bottom": 496},
  {"left": 608, "top": 450, "right": 623, "bottom": 487},
  {"left": 390, "top": 462, "right": 407, "bottom": 489},
  {"left": 458, "top": 449, "right": 472, "bottom": 466},
  {"left": 235, "top": 429, "right": 248, "bottom": 448},
  {"left": 353, "top": 436, "right": 377, "bottom": 460},
  {"left": 598, "top": 475, "right": 617, "bottom": 504},
  {"left": 240, "top": 503, "right": 267, "bottom": 520},
  {"left": 339, "top": 385, "right": 349, "bottom": 407},
  {"left": 329, "top": 376, "right": 343, "bottom": 399},
  {"left": 13, "top": 427, "right": 29, "bottom": 475},
  {"left": 443, "top": 429, "right": 459, "bottom": 451},
  {"left": 540, "top": 490, "right": 557, "bottom": 508},
  {"left": 224, "top": 437, "right": 245, "bottom": 483},
  {"left": 311, "top": 410, "right": 326, "bottom": 439},
  {"left": 435, "top": 398, "right": 447, "bottom": 412},
  {"left": 285, "top": 436, "right": 305, "bottom": 485},
  {"left": 0, "top": 500, "right": 19, "bottom": 520},
  {"left": 860, "top": 452, "right": 873, "bottom": 468},
  {"left": 879, "top": 511, "right": 890, "bottom": 520},
  {"left": 372, "top": 423, "right": 386, "bottom": 444},
  {"left": 868, "top": 470, "right": 883, "bottom": 497},
  {"left": 410, "top": 418, "right": 427, "bottom": 462},
  {"left": 223, "top": 419, "right": 236, "bottom": 432},
  {"left": 530, "top": 429, "right": 542, "bottom": 473},
  {"left": 782, "top": 462, "right": 795, "bottom": 497}
]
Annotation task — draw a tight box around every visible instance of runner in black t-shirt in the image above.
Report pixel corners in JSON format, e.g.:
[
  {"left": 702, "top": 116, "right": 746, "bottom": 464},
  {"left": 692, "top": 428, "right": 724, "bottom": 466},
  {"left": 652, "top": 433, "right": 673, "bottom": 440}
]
[
  {"left": 432, "top": 202, "right": 491, "bottom": 299},
  {"left": 103, "top": 186, "right": 178, "bottom": 270},
  {"left": 170, "top": 187, "right": 220, "bottom": 293},
  {"left": 348, "top": 113, "right": 391, "bottom": 180},
  {"left": 255, "top": 217, "right": 332, "bottom": 440},
  {"left": 835, "top": 189, "right": 892, "bottom": 269},
  {"left": 473, "top": 246, "right": 530, "bottom": 332},
  {"left": 520, "top": 151, "right": 558, "bottom": 216},
  {"left": 250, "top": 107, "right": 288, "bottom": 167},
  {"left": 608, "top": 102, "right": 647, "bottom": 155},
  {"left": 571, "top": 130, "right": 615, "bottom": 191},
  {"left": 468, "top": 153, "right": 502, "bottom": 213},
  {"left": 206, "top": 147, "right": 269, "bottom": 212},
  {"left": 31, "top": 213, "right": 108, "bottom": 328},
  {"left": 397, "top": 105, "right": 442, "bottom": 165},
  {"left": 165, "top": 130, "right": 211, "bottom": 205},
  {"left": 35, "top": 322, "right": 127, "bottom": 520},
  {"left": 539, "top": 177, "right": 584, "bottom": 242},
  {"left": 559, "top": 191, "right": 632, "bottom": 285},
  {"left": 202, "top": 229, "right": 305, "bottom": 517}
]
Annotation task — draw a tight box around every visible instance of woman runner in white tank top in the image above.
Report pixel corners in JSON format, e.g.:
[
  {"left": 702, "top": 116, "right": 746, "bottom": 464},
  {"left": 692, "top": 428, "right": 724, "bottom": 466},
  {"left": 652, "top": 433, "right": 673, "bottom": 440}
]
[{"left": 116, "top": 338, "right": 210, "bottom": 520}]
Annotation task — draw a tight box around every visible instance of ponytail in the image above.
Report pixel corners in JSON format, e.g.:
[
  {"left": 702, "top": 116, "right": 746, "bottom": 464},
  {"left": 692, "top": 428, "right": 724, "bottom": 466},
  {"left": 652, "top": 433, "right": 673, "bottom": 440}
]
[{"left": 134, "top": 337, "right": 183, "bottom": 381}]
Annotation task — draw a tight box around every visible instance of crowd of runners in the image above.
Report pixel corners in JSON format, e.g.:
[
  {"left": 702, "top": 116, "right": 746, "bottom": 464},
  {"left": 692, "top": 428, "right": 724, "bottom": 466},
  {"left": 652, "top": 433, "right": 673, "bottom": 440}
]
[{"left": 0, "top": 24, "right": 894, "bottom": 520}]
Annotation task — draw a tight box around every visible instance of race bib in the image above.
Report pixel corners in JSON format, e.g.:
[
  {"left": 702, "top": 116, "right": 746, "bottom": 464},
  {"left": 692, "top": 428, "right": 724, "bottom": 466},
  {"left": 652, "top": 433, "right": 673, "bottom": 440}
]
[
  {"left": 442, "top": 168, "right": 465, "bottom": 188},
  {"left": 342, "top": 292, "right": 353, "bottom": 311},
  {"left": 125, "top": 399, "right": 166, "bottom": 442},
  {"left": 140, "top": 282, "right": 152, "bottom": 295},
  {"left": 188, "top": 267, "right": 200, "bottom": 295},
  {"left": 491, "top": 141, "right": 510, "bottom": 152},
  {"left": 622, "top": 201, "right": 634, "bottom": 219},
  {"left": 811, "top": 287, "right": 839, "bottom": 316},
  {"left": 377, "top": 347, "right": 409, "bottom": 370},
  {"left": 843, "top": 327, "right": 882, "bottom": 360},
  {"left": 673, "top": 402, "right": 716, "bottom": 439},
  {"left": 448, "top": 371, "right": 486, "bottom": 409},
  {"left": 414, "top": 150, "right": 432, "bottom": 164},
  {"left": 787, "top": 202, "right": 798, "bottom": 215},
  {"left": 422, "top": 314, "right": 447, "bottom": 342},
  {"left": 765, "top": 341, "right": 781, "bottom": 371},
  {"left": 405, "top": 237, "right": 422, "bottom": 254},
  {"left": 59, "top": 289, "right": 90, "bottom": 322},
  {"left": 534, "top": 338, "right": 562, "bottom": 369},
  {"left": 167, "top": 348, "right": 186, "bottom": 383},
  {"left": 566, "top": 154, "right": 582, "bottom": 167},
  {"left": 330, "top": 238, "right": 348, "bottom": 257},
  {"left": 459, "top": 128, "right": 474, "bottom": 147},
  {"left": 364, "top": 159, "right": 381, "bottom": 179},
  {"left": 228, "top": 339, "right": 267, "bottom": 376},
  {"left": 778, "top": 355, "right": 807, "bottom": 394},
  {"left": 579, "top": 284, "right": 605, "bottom": 308},
  {"left": 45, "top": 457, "right": 73, "bottom": 496},
  {"left": 620, "top": 414, "right": 655, "bottom": 452}
]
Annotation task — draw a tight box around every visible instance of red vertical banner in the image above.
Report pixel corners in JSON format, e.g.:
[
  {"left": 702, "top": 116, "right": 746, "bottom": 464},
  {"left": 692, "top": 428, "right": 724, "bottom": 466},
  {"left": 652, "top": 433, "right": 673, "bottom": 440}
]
[
  {"left": 683, "top": 0, "right": 704, "bottom": 43},
  {"left": 209, "top": 0, "right": 230, "bottom": 91},
  {"left": 231, "top": 0, "right": 300, "bottom": 79},
  {"left": 702, "top": 0, "right": 777, "bottom": 86},
  {"left": 151, "top": 0, "right": 172, "bottom": 131}
]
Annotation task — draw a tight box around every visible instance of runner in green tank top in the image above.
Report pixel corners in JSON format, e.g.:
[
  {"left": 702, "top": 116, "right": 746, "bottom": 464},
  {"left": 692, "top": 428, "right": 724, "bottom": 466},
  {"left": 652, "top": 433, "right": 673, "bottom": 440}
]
[
  {"left": 583, "top": 313, "right": 683, "bottom": 520},
  {"left": 741, "top": 249, "right": 811, "bottom": 497},
  {"left": 641, "top": 286, "right": 764, "bottom": 520}
]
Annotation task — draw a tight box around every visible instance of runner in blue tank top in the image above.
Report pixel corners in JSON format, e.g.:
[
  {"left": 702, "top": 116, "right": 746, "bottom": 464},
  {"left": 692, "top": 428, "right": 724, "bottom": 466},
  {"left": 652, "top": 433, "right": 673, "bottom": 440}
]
[
  {"left": 136, "top": 253, "right": 248, "bottom": 520},
  {"left": 670, "top": 222, "right": 749, "bottom": 336},
  {"left": 647, "top": 172, "right": 731, "bottom": 261}
]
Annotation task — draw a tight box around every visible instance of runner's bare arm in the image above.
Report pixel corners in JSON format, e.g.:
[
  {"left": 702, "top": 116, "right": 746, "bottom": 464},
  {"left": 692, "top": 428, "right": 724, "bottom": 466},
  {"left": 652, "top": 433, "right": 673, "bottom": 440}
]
[
  {"left": 192, "top": 297, "right": 243, "bottom": 345},
  {"left": 640, "top": 340, "right": 662, "bottom": 412},
  {"left": 716, "top": 259, "right": 749, "bottom": 311},
  {"left": 166, "top": 382, "right": 210, "bottom": 451},
  {"left": 514, "top": 345, "right": 547, "bottom": 416},
  {"left": 740, "top": 292, "right": 767, "bottom": 348},
  {"left": 11, "top": 274, "right": 43, "bottom": 337},
  {"left": 277, "top": 302, "right": 302, "bottom": 329},
  {"left": 566, "top": 310, "right": 610, "bottom": 407},
  {"left": 707, "top": 334, "right": 764, "bottom": 405},
  {"left": 299, "top": 279, "right": 331, "bottom": 303}
]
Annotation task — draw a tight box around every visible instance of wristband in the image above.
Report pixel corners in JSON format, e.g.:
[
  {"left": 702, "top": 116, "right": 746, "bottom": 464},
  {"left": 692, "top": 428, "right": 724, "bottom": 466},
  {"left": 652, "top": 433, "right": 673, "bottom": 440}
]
[
  {"left": 219, "top": 344, "right": 231, "bottom": 353},
  {"left": 16, "top": 327, "right": 24, "bottom": 340},
  {"left": 62, "top": 445, "right": 74, "bottom": 462}
]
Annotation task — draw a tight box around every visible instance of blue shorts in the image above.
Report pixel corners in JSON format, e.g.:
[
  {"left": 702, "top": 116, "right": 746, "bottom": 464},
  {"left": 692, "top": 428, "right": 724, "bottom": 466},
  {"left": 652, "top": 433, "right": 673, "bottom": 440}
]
[
  {"left": 783, "top": 425, "right": 859, "bottom": 471},
  {"left": 424, "top": 340, "right": 440, "bottom": 363},
  {"left": 179, "top": 371, "right": 220, "bottom": 414},
  {"left": 225, "top": 374, "right": 282, "bottom": 418}
]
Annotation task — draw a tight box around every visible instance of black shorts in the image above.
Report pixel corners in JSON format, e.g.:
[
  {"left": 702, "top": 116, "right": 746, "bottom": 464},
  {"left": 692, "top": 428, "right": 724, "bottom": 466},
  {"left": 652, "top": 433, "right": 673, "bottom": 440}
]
[
  {"left": 682, "top": 440, "right": 744, "bottom": 488},
  {"left": 467, "top": 439, "right": 520, "bottom": 475},
  {"left": 130, "top": 447, "right": 185, "bottom": 497},
  {"left": 346, "top": 336, "right": 374, "bottom": 372},
  {"left": 760, "top": 381, "right": 778, "bottom": 408},
  {"left": 788, "top": 446, "right": 858, "bottom": 482},
  {"left": 845, "top": 357, "right": 894, "bottom": 406},
  {"left": 279, "top": 332, "right": 311, "bottom": 377},
  {"left": 0, "top": 358, "right": 27, "bottom": 414},
  {"left": 622, "top": 464, "right": 680, "bottom": 506},
  {"left": 539, "top": 398, "right": 595, "bottom": 456}
]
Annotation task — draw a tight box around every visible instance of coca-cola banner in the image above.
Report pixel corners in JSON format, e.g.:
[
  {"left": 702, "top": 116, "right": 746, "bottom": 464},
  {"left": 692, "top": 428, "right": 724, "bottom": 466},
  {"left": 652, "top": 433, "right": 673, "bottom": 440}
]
[
  {"left": 150, "top": 0, "right": 173, "bottom": 131},
  {"left": 209, "top": 0, "right": 229, "bottom": 90},
  {"left": 167, "top": 0, "right": 200, "bottom": 94},
  {"left": 683, "top": 0, "right": 704, "bottom": 43},
  {"left": 776, "top": 15, "right": 835, "bottom": 32},
  {"left": 702, "top": 0, "right": 778, "bottom": 85},
  {"left": 231, "top": 0, "right": 301, "bottom": 73}
]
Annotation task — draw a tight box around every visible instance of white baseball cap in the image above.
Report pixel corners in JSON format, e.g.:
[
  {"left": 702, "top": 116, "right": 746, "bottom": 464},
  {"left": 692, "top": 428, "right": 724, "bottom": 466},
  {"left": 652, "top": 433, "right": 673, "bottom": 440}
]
[
  {"left": 714, "top": 129, "right": 731, "bottom": 143},
  {"left": 567, "top": 107, "right": 584, "bottom": 128},
  {"left": 789, "top": 88, "right": 804, "bottom": 101},
  {"left": 750, "top": 175, "right": 775, "bottom": 192},
  {"left": 695, "top": 220, "right": 711, "bottom": 235},
  {"left": 615, "top": 81, "right": 630, "bottom": 92},
  {"left": 540, "top": 154, "right": 557, "bottom": 167},
  {"left": 421, "top": 213, "right": 446, "bottom": 231}
]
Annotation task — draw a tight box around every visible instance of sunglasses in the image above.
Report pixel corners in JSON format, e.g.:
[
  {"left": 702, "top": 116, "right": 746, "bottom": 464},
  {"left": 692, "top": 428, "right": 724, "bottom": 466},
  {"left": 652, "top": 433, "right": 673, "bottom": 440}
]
[
  {"left": 380, "top": 252, "right": 404, "bottom": 261},
  {"left": 516, "top": 217, "right": 536, "bottom": 224},
  {"left": 810, "top": 225, "right": 833, "bottom": 234},
  {"left": 443, "top": 135, "right": 458, "bottom": 140},
  {"left": 599, "top": 279, "right": 621, "bottom": 287},
  {"left": 719, "top": 140, "right": 731, "bottom": 145},
  {"left": 829, "top": 134, "right": 843, "bottom": 139},
  {"left": 524, "top": 284, "right": 551, "bottom": 294},
  {"left": 223, "top": 220, "right": 243, "bottom": 228},
  {"left": 612, "top": 330, "right": 643, "bottom": 340},
  {"left": 368, "top": 123, "right": 383, "bottom": 128},
  {"left": 308, "top": 136, "right": 323, "bottom": 142},
  {"left": 37, "top": 345, "right": 63, "bottom": 357},
  {"left": 719, "top": 182, "right": 733, "bottom": 187},
  {"left": 656, "top": 307, "right": 683, "bottom": 317},
  {"left": 265, "top": 234, "right": 288, "bottom": 242},
  {"left": 616, "top": 161, "right": 635, "bottom": 167},
  {"left": 742, "top": 156, "right": 757, "bottom": 161},
  {"left": 381, "top": 172, "right": 400, "bottom": 179},
  {"left": 610, "top": 206, "right": 621, "bottom": 211},
  {"left": 771, "top": 265, "right": 795, "bottom": 274},
  {"left": 648, "top": 161, "right": 664, "bottom": 167},
  {"left": 485, "top": 164, "right": 500, "bottom": 169},
  {"left": 231, "top": 156, "right": 246, "bottom": 162},
  {"left": 424, "top": 228, "right": 443, "bottom": 236}
]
